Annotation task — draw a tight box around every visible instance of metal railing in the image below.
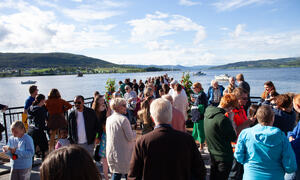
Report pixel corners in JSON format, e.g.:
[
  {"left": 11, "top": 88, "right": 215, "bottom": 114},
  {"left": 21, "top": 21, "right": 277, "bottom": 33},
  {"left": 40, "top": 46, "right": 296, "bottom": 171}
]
[
  {"left": 1, "top": 97, "right": 94, "bottom": 144},
  {"left": 1, "top": 96, "right": 262, "bottom": 144}
]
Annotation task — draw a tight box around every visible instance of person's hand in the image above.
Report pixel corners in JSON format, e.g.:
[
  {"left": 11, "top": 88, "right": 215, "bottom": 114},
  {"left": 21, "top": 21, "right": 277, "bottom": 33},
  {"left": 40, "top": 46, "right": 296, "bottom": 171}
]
[
  {"left": 10, "top": 147, "right": 16, "bottom": 154},
  {"left": 2, "top": 146, "right": 9, "bottom": 152},
  {"left": 289, "top": 136, "right": 295, "bottom": 142},
  {"left": 95, "top": 138, "right": 100, "bottom": 145}
]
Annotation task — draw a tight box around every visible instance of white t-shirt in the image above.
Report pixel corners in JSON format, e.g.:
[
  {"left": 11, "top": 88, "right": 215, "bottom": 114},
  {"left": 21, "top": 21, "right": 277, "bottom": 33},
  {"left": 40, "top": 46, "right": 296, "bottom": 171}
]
[{"left": 77, "top": 111, "right": 87, "bottom": 144}]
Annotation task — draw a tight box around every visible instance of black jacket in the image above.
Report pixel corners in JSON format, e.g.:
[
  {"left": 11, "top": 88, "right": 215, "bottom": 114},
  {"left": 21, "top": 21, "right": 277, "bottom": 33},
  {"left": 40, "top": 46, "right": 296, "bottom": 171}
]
[
  {"left": 68, "top": 107, "right": 100, "bottom": 145},
  {"left": 28, "top": 105, "right": 48, "bottom": 130}
]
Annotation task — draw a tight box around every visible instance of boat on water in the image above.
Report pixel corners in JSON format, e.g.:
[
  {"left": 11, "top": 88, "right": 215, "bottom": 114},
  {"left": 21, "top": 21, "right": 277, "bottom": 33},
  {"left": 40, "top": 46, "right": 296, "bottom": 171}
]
[
  {"left": 215, "top": 74, "right": 230, "bottom": 81},
  {"left": 21, "top": 80, "right": 37, "bottom": 84},
  {"left": 193, "top": 71, "right": 206, "bottom": 76},
  {"left": 77, "top": 72, "right": 83, "bottom": 77}
]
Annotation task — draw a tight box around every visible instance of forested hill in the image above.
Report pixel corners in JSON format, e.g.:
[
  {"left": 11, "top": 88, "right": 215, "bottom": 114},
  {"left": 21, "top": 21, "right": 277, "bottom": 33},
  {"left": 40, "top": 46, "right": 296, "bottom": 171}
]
[
  {"left": 210, "top": 57, "right": 300, "bottom": 69},
  {"left": 0, "top": 52, "right": 118, "bottom": 68}
]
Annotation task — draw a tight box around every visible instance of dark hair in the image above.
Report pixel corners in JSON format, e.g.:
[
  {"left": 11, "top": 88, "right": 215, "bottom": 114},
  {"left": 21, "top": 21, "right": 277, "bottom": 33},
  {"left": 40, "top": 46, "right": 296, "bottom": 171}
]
[
  {"left": 94, "top": 91, "right": 100, "bottom": 97},
  {"left": 264, "top": 81, "right": 275, "bottom": 89},
  {"left": 249, "top": 104, "right": 259, "bottom": 118},
  {"left": 162, "top": 84, "right": 170, "bottom": 94},
  {"left": 33, "top": 94, "right": 45, "bottom": 106},
  {"left": 40, "top": 145, "right": 101, "bottom": 180},
  {"left": 175, "top": 84, "right": 182, "bottom": 92},
  {"left": 48, "top": 88, "right": 61, "bottom": 99},
  {"left": 29, "top": 85, "right": 38, "bottom": 94},
  {"left": 92, "top": 95, "right": 105, "bottom": 117},
  {"left": 276, "top": 94, "right": 292, "bottom": 109},
  {"left": 75, "top": 95, "right": 85, "bottom": 102}
]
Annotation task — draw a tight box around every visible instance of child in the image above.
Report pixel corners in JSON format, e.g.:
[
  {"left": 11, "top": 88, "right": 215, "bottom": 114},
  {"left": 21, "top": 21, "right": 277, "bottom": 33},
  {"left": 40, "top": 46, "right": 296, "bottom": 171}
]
[
  {"left": 249, "top": 104, "right": 259, "bottom": 127},
  {"left": 55, "top": 127, "right": 70, "bottom": 149},
  {"left": 98, "top": 122, "right": 109, "bottom": 180},
  {"left": 2, "top": 121, "right": 34, "bottom": 180}
]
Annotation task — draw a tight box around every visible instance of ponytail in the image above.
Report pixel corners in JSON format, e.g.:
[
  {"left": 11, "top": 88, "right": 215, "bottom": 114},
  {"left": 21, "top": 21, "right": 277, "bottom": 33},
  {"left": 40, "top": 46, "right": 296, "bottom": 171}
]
[{"left": 33, "top": 94, "right": 45, "bottom": 106}]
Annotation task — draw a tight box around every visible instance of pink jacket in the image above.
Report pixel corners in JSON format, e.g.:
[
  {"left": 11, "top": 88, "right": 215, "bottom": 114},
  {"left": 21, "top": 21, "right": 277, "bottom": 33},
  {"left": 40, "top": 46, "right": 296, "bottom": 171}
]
[{"left": 172, "top": 107, "right": 186, "bottom": 132}]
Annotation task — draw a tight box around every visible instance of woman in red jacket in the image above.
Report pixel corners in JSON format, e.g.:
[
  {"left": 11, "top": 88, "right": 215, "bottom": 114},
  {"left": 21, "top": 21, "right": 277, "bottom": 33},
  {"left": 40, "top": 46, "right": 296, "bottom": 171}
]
[{"left": 45, "top": 88, "right": 72, "bottom": 151}]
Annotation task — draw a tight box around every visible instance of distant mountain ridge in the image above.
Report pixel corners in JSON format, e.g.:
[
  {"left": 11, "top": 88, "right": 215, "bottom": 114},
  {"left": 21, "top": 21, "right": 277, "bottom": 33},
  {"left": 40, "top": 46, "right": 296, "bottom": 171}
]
[
  {"left": 211, "top": 57, "right": 300, "bottom": 69},
  {"left": 0, "top": 52, "right": 118, "bottom": 69},
  {"left": 123, "top": 64, "right": 214, "bottom": 70}
]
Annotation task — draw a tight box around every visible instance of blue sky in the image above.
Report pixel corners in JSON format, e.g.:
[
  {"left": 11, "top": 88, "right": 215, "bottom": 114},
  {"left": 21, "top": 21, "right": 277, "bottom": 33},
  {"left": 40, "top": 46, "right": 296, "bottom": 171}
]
[{"left": 0, "top": 0, "right": 300, "bottom": 66}]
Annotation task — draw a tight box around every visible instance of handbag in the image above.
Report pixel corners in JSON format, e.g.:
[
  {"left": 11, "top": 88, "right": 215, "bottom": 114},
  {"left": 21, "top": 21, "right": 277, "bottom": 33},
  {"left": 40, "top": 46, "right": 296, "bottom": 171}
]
[{"left": 93, "top": 144, "right": 101, "bottom": 162}]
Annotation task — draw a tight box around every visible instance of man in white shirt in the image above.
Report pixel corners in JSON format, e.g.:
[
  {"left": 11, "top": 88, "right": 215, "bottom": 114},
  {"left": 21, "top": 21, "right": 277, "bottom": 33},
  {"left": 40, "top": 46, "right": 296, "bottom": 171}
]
[
  {"left": 168, "top": 80, "right": 187, "bottom": 98},
  {"left": 68, "top": 95, "right": 100, "bottom": 156}
]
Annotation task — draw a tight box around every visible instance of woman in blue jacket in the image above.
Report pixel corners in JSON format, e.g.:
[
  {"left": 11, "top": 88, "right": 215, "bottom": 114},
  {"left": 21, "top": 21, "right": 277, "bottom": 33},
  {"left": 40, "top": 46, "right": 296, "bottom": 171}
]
[{"left": 234, "top": 105, "right": 297, "bottom": 180}]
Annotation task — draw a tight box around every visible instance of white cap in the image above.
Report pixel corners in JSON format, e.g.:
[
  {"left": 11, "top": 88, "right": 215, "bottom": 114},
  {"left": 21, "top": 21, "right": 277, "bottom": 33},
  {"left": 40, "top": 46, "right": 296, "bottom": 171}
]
[{"left": 170, "top": 80, "right": 178, "bottom": 85}]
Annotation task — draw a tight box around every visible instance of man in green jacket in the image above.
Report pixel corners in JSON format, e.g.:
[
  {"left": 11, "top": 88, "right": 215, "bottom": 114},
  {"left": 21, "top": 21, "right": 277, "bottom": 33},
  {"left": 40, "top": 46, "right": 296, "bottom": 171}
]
[{"left": 204, "top": 93, "right": 238, "bottom": 180}]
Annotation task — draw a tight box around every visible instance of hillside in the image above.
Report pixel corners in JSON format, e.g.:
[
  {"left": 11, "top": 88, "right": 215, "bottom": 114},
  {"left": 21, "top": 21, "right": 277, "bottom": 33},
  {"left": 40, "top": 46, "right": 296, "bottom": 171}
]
[
  {"left": 0, "top": 52, "right": 119, "bottom": 69},
  {"left": 210, "top": 57, "right": 300, "bottom": 69}
]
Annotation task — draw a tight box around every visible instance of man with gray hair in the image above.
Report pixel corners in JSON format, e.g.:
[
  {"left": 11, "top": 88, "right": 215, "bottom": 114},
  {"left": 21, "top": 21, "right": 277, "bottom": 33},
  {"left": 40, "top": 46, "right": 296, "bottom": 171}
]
[{"left": 128, "top": 98, "right": 206, "bottom": 180}]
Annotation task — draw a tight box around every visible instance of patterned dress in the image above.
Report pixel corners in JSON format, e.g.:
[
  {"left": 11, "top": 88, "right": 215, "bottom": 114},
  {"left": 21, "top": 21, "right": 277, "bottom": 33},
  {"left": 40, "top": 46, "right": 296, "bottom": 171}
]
[{"left": 98, "top": 132, "right": 106, "bottom": 157}]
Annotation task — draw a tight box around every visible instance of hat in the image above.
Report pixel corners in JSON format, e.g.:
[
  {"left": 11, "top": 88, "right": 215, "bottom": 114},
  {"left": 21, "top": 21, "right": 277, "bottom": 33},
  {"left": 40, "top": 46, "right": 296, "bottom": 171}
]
[{"left": 170, "top": 80, "right": 178, "bottom": 85}]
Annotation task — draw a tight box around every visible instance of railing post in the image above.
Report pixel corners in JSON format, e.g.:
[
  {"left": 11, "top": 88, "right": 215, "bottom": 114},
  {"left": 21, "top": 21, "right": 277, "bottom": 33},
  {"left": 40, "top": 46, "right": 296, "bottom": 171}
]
[{"left": 3, "top": 112, "right": 8, "bottom": 144}]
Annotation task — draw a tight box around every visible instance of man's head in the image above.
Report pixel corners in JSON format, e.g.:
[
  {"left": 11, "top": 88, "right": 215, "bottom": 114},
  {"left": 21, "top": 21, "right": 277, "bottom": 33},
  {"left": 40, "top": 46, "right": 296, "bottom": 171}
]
[
  {"left": 211, "top": 80, "right": 218, "bottom": 89},
  {"left": 229, "top": 77, "right": 235, "bottom": 85},
  {"left": 256, "top": 105, "right": 274, "bottom": 126},
  {"left": 150, "top": 98, "right": 172, "bottom": 125},
  {"left": 236, "top": 73, "right": 244, "bottom": 82},
  {"left": 29, "top": 85, "right": 38, "bottom": 97},
  {"left": 233, "top": 88, "right": 248, "bottom": 107},
  {"left": 74, "top": 95, "right": 84, "bottom": 111}
]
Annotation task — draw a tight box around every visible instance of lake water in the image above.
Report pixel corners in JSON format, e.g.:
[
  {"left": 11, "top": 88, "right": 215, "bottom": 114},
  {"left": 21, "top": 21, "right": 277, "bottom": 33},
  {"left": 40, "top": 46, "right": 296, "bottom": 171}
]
[
  {"left": 0, "top": 67, "right": 299, "bottom": 146},
  {"left": 0, "top": 67, "right": 300, "bottom": 107}
]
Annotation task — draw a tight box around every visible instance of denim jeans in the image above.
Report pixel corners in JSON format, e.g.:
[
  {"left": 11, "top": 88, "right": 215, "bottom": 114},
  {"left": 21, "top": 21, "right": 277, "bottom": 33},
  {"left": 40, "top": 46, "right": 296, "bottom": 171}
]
[
  {"left": 126, "top": 109, "right": 136, "bottom": 125},
  {"left": 111, "top": 173, "right": 127, "bottom": 180}
]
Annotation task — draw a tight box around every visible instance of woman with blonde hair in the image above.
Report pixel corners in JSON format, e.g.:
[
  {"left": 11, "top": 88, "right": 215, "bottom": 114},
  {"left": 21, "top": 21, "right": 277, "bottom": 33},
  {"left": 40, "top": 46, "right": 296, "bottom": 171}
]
[
  {"left": 138, "top": 96, "right": 155, "bottom": 135},
  {"left": 45, "top": 88, "right": 72, "bottom": 151}
]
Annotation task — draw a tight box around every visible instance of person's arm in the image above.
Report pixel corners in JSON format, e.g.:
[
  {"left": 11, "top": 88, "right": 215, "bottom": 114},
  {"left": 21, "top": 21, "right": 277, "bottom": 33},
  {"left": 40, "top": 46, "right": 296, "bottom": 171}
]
[
  {"left": 282, "top": 133, "right": 297, "bottom": 173},
  {"left": 234, "top": 130, "right": 247, "bottom": 164},
  {"left": 15, "top": 136, "right": 34, "bottom": 159},
  {"left": 287, "top": 121, "right": 300, "bottom": 140},
  {"left": 122, "top": 117, "right": 136, "bottom": 142},
  {"left": 62, "top": 99, "right": 73, "bottom": 111},
  {"left": 128, "top": 141, "right": 143, "bottom": 180}
]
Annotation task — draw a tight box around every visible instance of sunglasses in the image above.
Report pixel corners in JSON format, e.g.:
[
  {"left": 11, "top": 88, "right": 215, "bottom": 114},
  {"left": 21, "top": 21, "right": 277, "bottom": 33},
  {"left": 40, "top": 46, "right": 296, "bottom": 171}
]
[{"left": 74, "top": 101, "right": 82, "bottom": 105}]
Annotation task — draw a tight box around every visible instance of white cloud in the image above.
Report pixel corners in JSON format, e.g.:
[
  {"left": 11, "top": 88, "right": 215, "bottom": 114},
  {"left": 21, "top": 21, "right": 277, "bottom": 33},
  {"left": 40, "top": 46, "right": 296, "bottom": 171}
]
[
  {"left": 179, "top": 0, "right": 201, "bottom": 6},
  {"left": 62, "top": 8, "right": 122, "bottom": 22},
  {"left": 71, "top": 0, "right": 82, "bottom": 2},
  {"left": 213, "top": 0, "right": 275, "bottom": 11},
  {"left": 127, "top": 11, "right": 206, "bottom": 47},
  {"left": 230, "top": 24, "right": 247, "bottom": 37},
  {"left": 0, "top": 1, "right": 119, "bottom": 53}
]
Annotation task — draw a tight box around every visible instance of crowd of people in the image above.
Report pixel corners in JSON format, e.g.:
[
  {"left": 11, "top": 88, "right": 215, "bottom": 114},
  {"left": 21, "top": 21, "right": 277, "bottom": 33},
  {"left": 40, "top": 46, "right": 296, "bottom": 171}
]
[{"left": 1, "top": 73, "right": 300, "bottom": 180}]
